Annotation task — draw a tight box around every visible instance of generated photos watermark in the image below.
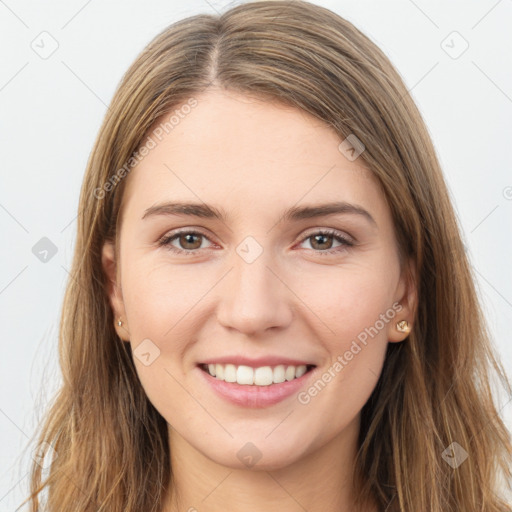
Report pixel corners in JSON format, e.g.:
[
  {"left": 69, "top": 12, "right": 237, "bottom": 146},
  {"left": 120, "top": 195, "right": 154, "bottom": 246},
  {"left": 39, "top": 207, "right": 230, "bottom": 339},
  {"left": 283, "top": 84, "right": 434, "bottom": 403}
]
[
  {"left": 93, "top": 97, "right": 198, "bottom": 199},
  {"left": 297, "top": 301, "right": 403, "bottom": 405}
]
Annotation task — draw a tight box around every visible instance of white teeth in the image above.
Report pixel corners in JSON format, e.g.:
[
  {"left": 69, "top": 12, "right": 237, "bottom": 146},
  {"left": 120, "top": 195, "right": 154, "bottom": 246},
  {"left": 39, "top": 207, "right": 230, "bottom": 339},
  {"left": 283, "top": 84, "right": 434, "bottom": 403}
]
[
  {"left": 285, "top": 365, "right": 296, "bottom": 381},
  {"left": 273, "top": 365, "right": 286, "bottom": 383},
  {"left": 224, "top": 364, "right": 237, "bottom": 383},
  {"left": 203, "top": 363, "right": 311, "bottom": 385},
  {"left": 254, "top": 366, "right": 273, "bottom": 386},
  {"left": 237, "top": 365, "right": 254, "bottom": 385},
  {"left": 295, "top": 365, "right": 307, "bottom": 378}
]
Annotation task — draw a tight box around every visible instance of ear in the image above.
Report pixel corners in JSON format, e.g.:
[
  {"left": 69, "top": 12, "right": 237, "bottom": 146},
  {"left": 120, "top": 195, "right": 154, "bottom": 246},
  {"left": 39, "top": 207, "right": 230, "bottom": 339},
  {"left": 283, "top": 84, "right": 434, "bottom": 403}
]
[
  {"left": 387, "top": 257, "right": 418, "bottom": 343},
  {"left": 102, "top": 240, "right": 130, "bottom": 341}
]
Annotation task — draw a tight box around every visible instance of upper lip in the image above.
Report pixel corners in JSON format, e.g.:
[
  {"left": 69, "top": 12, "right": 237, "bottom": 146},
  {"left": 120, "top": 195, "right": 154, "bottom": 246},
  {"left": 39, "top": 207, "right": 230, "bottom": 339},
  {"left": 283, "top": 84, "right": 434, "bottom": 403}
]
[{"left": 198, "top": 356, "right": 316, "bottom": 368}]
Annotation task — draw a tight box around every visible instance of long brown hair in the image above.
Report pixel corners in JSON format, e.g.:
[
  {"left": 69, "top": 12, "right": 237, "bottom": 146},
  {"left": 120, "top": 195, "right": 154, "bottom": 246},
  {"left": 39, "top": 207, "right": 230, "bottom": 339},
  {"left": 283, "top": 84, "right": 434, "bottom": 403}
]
[{"left": 20, "top": 1, "right": 511, "bottom": 510}]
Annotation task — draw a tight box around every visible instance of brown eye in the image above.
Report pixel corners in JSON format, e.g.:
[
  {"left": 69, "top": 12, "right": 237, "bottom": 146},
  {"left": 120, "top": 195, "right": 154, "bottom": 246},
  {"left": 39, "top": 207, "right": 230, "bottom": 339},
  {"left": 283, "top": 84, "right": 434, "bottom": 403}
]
[
  {"left": 177, "top": 233, "right": 203, "bottom": 250},
  {"left": 158, "top": 228, "right": 353, "bottom": 257},
  {"left": 309, "top": 233, "right": 334, "bottom": 250},
  {"left": 158, "top": 230, "right": 213, "bottom": 255},
  {"left": 298, "top": 229, "right": 354, "bottom": 256}
]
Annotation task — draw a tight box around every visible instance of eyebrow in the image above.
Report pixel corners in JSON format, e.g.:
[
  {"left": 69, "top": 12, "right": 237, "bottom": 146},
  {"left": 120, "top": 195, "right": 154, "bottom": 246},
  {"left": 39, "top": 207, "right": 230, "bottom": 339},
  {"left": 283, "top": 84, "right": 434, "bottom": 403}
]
[{"left": 142, "top": 201, "right": 377, "bottom": 226}]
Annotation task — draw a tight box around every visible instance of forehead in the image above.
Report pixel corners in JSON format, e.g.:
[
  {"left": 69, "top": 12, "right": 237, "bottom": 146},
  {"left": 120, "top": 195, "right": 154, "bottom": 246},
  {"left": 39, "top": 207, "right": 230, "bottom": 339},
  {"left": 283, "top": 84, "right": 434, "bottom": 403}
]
[{"left": 121, "top": 89, "right": 387, "bottom": 225}]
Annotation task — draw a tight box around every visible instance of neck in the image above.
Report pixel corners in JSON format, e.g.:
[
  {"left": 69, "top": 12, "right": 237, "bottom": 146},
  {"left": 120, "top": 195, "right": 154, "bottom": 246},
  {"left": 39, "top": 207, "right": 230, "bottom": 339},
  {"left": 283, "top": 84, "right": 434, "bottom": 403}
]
[{"left": 162, "top": 415, "right": 377, "bottom": 512}]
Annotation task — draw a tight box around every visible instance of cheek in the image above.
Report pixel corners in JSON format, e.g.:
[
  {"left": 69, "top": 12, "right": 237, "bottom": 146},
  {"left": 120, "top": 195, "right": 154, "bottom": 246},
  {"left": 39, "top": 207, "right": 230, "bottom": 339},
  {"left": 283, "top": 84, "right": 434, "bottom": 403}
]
[
  {"left": 122, "top": 257, "right": 207, "bottom": 343},
  {"left": 291, "top": 266, "right": 396, "bottom": 401},
  {"left": 292, "top": 278, "right": 393, "bottom": 437},
  {"left": 118, "top": 251, "right": 397, "bottom": 463},
  {"left": 123, "top": 252, "right": 397, "bottom": 361},
  {"left": 120, "top": 258, "right": 203, "bottom": 426},
  {"left": 294, "top": 263, "right": 397, "bottom": 347}
]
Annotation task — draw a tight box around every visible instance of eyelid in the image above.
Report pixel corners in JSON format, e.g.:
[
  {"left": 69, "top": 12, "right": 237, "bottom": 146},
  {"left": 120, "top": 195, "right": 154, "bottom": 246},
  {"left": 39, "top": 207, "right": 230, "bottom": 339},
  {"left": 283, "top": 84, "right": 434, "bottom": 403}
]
[
  {"left": 297, "top": 227, "right": 355, "bottom": 245},
  {"left": 157, "top": 227, "right": 217, "bottom": 249},
  {"left": 157, "top": 226, "right": 355, "bottom": 255}
]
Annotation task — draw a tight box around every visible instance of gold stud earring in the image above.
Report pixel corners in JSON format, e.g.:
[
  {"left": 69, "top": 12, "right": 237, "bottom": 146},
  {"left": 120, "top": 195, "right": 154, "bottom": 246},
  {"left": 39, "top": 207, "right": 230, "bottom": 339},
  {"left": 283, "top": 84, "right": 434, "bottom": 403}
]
[
  {"left": 396, "top": 320, "right": 410, "bottom": 333},
  {"left": 117, "top": 318, "right": 123, "bottom": 327}
]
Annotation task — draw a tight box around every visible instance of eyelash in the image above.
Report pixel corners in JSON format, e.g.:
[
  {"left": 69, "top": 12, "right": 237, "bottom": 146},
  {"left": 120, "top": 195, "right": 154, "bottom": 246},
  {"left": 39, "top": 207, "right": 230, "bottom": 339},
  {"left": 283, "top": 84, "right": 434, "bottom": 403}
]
[{"left": 157, "top": 228, "right": 354, "bottom": 256}]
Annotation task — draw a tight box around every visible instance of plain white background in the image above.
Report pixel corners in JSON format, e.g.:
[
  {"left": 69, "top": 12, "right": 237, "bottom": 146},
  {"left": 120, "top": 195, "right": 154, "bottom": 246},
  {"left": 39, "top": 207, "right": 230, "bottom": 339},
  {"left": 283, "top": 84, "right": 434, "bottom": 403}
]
[{"left": 1, "top": 0, "right": 511, "bottom": 509}]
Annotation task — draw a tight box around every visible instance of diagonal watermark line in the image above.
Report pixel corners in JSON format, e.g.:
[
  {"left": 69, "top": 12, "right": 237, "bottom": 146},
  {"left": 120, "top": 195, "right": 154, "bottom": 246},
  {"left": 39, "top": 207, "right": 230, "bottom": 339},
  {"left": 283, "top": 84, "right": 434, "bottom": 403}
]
[
  {"left": 266, "top": 164, "right": 337, "bottom": 235},
  {"left": 383, "top": 494, "right": 398, "bottom": 511},
  {"left": 59, "top": 468, "right": 98, "bottom": 506},
  {"left": 0, "top": 265, "right": 28, "bottom": 296},
  {"left": 60, "top": 264, "right": 89, "bottom": 295},
  {"left": 0, "top": 471, "right": 28, "bottom": 504},
  {"left": 470, "top": 204, "right": 499, "bottom": 233},
  {"left": 0, "top": 408, "right": 29, "bottom": 439},
  {"left": 265, "top": 265, "right": 336, "bottom": 335},
  {"left": 0, "top": 62, "right": 29, "bottom": 92},
  {"left": 202, "top": 0, "right": 298, "bottom": 22},
  {"left": 61, "top": 0, "right": 94, "bottom": 29},
  {"left": 265, "top": 409, "right": 294, "bottom": 438},
  {"left": 201, "top": 470, "right": 233, "bottom": 502},
  {"left": 0, "top": 203, "right": 29, "bottom": 233},
  {"left": 471, "top": 0, "right": 503, "bottom": 30},
  {"left": 267, "top": 0, "right": 298, "bottom": 25},
  {"left": 61, "top": 60, "right": 109, "bottom": 108},
  {"left": 401, "top": 61, "right": 439, "bottom": 101},
  {"left": 60, "top": 208, "right": 85, "bottom": 233},
  {"left": 467, "top": 392, "right": 511, "bottom": 445},
  {"left": 265, "top": 472, "right": 308, "bottom": 511},
  {"left": 163, "top": 267, "right": 234, "bottom": 337},
  {"left": 164, "top": 367, "right": 234, "bottom": 438},
  {"left": 474, "top": 268, "right": 512, "bottom": 308},
  {"left": 439, "top": 378, "right": 457, "bottom": 409},
  {"left": 164, "top": 163, "right": 234, "bottom": 234},
  {"left": 202, "top": 0, "right": 223, "bottom": 15},
  {"left": 0, "top": 0, "right": 29, "bottom": 28},
  {"left": 472, "top": 61, "right": 512, "bottom": 104},
  {"left": 60, "top": 213, "right": 78, "bottom": 233},
  {"left": 406, "top": 0, "right": 439, "bottom": 29}
]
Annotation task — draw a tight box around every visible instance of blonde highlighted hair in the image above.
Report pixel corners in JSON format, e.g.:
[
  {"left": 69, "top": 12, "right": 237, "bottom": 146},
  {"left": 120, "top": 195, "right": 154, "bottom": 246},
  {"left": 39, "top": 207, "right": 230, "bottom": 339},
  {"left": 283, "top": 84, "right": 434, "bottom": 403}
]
[{"left": 20, "top": 1, "right": 511, "bottom": 510}]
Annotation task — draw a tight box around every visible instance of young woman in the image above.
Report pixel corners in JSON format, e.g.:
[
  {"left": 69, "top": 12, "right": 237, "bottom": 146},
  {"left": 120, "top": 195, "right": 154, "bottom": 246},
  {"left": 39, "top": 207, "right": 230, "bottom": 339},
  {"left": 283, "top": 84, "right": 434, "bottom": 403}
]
[{"left": 22, "top": 1, "right": 511, "bottom": 511}]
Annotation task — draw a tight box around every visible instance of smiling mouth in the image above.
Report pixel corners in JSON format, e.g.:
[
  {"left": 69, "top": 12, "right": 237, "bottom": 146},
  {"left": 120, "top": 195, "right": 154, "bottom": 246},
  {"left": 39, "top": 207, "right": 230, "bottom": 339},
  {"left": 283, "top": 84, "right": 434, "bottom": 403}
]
[{"left": 199, "top": 363, "right": 316, "bottom": 386}]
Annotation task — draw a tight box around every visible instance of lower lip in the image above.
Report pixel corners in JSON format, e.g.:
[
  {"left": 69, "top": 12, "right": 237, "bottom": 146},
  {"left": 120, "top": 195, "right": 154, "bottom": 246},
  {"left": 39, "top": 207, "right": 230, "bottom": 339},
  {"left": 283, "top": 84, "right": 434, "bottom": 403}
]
[{"left": 196, "top": 365, "right": 316, "bottom": 408}]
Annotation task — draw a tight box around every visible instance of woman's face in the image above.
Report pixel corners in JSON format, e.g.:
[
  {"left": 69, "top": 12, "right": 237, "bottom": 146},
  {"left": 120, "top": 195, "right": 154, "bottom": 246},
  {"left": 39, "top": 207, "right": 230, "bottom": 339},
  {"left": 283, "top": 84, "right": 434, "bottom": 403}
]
[{"left": 103, "top": 89, "right": 415, "bottom": 470}]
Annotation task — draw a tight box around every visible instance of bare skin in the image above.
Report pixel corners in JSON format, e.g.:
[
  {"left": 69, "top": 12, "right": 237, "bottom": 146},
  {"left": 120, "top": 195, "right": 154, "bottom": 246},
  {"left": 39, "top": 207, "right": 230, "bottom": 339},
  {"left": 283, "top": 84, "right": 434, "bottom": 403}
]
[{"left": 102, "top": 88, "right": 416, "bottom": 512}]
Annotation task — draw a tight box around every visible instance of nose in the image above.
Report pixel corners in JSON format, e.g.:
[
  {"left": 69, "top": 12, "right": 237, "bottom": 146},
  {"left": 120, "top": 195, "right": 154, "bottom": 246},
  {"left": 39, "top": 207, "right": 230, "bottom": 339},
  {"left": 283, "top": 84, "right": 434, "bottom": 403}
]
[{"left": 216, "top": 250, "right": 293, "bottom": 335}]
